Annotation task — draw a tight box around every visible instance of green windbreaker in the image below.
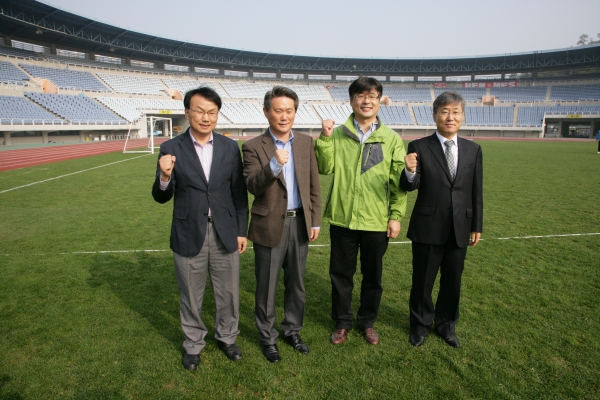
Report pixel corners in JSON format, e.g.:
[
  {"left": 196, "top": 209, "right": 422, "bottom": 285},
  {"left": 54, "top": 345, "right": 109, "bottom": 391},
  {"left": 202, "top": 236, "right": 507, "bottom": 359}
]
[{"left": 315, "top": 115, "right": 407, "bottom": 231}]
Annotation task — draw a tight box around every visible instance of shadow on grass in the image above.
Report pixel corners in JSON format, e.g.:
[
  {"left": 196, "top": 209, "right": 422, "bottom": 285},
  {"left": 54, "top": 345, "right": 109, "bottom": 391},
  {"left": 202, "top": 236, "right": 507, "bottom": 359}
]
[
  {"left": 0, "top": 374, "right": 23, "bottom": 400},
  {"left": 85, "top": 247, "right": 408, "bottom": 356},
  {"left": 86, "top": 251, "right": 256, "bottom": 352}
]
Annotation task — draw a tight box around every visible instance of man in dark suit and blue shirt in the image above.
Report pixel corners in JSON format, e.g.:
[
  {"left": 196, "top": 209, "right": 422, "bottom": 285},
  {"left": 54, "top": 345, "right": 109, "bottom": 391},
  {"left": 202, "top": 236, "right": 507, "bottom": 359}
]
[
  {"left": 243, "top": 87, "right": 321, "bottom": 363},
  {"left": 152, "top": 87, "right": 248, "bottom": 370},
  {"left": 400, "top": 91, "right": 483, "bottom": 348}
]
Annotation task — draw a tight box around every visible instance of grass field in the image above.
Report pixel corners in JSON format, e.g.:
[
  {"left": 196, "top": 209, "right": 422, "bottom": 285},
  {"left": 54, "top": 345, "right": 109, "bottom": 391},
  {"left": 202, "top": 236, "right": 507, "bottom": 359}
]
[{"left": 1, "top": 139, "right": 599, "bottom": 399}]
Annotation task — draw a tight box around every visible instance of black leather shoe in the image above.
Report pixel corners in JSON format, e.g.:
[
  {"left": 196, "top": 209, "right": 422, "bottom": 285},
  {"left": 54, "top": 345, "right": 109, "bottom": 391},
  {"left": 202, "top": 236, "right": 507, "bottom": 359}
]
[
  {"left": 443, "top": 334, "right": 460, "bottom": 348},
  {"left": 262, "top": 344, "right": 281, "bottom": 363},
  {"left": 283, "top": 334, "right": 309, "bottom": 354},
  {"left": 217, "top": 341, "right": 243, "bottom": 361},
  {"left": 182, "top": 353, "right": 199, "bottom": 371},
  {"left": 410, "top": 334, "right": 425, "bottom": 347}
]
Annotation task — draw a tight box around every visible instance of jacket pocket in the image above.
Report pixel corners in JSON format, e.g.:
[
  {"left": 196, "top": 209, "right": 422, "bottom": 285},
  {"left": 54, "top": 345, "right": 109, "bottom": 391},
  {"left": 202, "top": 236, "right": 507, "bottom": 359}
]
[
  {"left": 172, "top": 208, "right": 188, "bottom": 245},
  {"left": 361, "top": 143, "right": 384, "bottom": 174},
  {"left": 251, "top": 205, "right": 269, "bottom": 216},
  {"left": 415, "top": 206, "right": 435, "bottom": 216},
  {"left": 173, "top": 208, "right": 188, "bottom": 219},
  {"left": 466, "top": 208, "right": 473, "bottom": 218}
]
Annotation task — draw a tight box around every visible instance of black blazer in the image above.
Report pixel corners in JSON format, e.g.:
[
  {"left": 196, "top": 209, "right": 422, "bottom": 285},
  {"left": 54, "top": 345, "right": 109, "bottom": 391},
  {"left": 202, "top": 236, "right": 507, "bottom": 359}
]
[
  {"left": 400, "top": 133, "right": 483, "bottom": 248},
  {"left": 152, "top": 130, "right": 248, "bottom": 256}
]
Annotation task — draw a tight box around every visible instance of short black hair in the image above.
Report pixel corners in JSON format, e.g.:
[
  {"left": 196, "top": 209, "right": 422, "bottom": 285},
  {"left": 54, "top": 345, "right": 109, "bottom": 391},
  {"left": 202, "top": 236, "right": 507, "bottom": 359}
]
[
  {"left": 264, "top": 86, "right": 299, "bottom": 111},
  {"left": 184, "top": 86, "right": 222, "bottom": 110},
  {"left": 433, "top": 91, "right": 465, "bottom": 114},
  {"left": 348, "top": 77, "right": 383, "bottom": 100}
]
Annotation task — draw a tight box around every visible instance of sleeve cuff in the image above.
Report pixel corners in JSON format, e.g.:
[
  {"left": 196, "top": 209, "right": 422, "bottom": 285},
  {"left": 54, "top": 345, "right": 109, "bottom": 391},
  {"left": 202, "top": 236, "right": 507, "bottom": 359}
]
[
  {"left": 159, "top": 177, "right": 170, "bottom": 191},
  {"left": 404, "top": 168, "right": 416, "bottom": 183},
  {"left": 270, "top": 157, "right": 283, "bottom": 177}
]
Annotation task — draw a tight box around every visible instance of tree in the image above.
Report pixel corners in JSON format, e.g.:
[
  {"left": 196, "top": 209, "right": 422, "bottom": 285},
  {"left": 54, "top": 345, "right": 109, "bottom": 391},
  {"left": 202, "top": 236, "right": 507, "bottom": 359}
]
[
  {"left": 576, "top": 34, "right": 589, "bottom": 46},
  {"left": 576, "top": 33, "right": 600, "bottom": 46}
]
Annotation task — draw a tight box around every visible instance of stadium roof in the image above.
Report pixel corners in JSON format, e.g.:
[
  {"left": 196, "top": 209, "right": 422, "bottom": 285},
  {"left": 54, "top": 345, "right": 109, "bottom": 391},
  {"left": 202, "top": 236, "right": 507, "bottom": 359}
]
[{"left": 1, "top": 0, "right": 599, "bottom": 77}]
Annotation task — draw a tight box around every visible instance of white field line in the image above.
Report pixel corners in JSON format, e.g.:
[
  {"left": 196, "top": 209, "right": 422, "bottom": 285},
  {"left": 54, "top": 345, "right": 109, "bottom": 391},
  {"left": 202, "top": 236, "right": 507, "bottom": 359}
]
[
  {"left": 0, "top": 155, "right": 150, "bottom": 194},
  {"left": 27, "top": 232, "right": 594, "bottom": 256}
]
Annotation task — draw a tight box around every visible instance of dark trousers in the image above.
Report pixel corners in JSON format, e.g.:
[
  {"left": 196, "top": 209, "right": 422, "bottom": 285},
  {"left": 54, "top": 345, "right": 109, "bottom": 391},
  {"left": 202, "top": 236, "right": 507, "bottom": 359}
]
[
  {"left": 329, "top": 225, "right": 389, "bottom": 331},
  {"left": 253, "top": 213, "right": 308, "bottom": 345},
  {"left": 409, "top": 229, "right": 468, "bottom": 337}
]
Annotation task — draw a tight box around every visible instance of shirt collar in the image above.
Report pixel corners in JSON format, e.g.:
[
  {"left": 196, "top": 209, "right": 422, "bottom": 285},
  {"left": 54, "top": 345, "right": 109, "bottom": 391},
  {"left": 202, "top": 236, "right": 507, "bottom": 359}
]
[
  {"left": 436, "top": 131, "right": 457, "bottom": 147},
  {"left": 268, "top": 128, "right": 294, "bottom": 144},
  {"left": 354, "top": 118, "right": 379, "bottom": 134},
  {"left": 189, "top": 130, "right": 213, "bottom": 146}
]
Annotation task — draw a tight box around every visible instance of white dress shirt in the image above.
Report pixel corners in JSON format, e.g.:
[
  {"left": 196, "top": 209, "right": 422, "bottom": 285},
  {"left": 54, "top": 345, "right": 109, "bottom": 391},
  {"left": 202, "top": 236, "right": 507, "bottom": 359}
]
[{"left": 404, "top": 132, "right": 458, "bottom": 183}]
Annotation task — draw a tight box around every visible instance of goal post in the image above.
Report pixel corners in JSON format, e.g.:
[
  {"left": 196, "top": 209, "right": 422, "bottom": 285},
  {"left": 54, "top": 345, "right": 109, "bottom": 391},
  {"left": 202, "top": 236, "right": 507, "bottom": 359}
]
[{"left": 123, "top": 116, "right": 173, "bottom": 154}]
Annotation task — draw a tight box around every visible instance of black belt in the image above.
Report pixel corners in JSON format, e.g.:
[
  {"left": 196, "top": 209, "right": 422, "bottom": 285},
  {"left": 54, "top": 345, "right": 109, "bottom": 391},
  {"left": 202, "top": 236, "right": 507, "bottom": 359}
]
[{"left": 286, "top": 209, "right": 302, "bottom": 217}]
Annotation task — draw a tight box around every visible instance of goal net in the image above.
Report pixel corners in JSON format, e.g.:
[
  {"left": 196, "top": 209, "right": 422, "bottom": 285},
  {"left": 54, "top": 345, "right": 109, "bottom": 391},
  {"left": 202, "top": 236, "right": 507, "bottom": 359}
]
[{"left": 123, "top": 116, "right": 173, "bottom": 154}]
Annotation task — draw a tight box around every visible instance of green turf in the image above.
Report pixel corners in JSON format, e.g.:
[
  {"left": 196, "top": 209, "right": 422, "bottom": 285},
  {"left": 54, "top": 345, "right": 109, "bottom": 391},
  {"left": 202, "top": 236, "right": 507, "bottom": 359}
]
[{"left": 1, "top": 140, "right": 599, "bottom": 399}]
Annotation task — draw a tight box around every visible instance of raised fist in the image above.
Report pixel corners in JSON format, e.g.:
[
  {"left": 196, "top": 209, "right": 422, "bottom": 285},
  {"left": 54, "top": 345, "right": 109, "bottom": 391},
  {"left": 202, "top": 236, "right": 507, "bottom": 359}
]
[
  {"left": 159, "top": 154, "right": 176, "bottom": 181},
  {"left": 274, "top": 149, "right": 289, "bottom": 166},
  {"left": 322, "top": 119, "right": 334, "bottom": 137},
  {"left": 404, "top": 152, "right": 418, "bottom": 173}
]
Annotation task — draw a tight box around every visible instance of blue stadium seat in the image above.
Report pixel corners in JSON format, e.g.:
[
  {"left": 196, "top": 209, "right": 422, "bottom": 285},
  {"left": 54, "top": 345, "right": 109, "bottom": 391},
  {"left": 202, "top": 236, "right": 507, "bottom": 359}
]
[
  {"left": 19, "top": 64, "right": 110, "bottom": 92},
  {"left": 550, "top": 84, "right": 600, "bottom": 101},
  {"left": 0, "top": 61, "right": 31, "bottom": 84},
  {"left": 24, "top": 92, "right": 125, "bottom": 124},
  {"left": 0, "top": 95, "right": 64, "bottom": 125}
]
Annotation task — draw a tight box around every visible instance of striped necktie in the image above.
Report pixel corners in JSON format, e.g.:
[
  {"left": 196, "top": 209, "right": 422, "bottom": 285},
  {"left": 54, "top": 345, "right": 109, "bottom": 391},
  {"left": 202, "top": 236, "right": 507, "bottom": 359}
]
[{"left": 444, "top": 140, "right": 455, "bottom": 180}]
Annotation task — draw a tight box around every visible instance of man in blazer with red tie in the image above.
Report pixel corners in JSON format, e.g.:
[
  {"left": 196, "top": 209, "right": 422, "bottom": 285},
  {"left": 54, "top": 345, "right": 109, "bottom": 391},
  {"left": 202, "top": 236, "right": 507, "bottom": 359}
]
[{"left": 400, "top": 91, "right": 483, "bottom": 348}]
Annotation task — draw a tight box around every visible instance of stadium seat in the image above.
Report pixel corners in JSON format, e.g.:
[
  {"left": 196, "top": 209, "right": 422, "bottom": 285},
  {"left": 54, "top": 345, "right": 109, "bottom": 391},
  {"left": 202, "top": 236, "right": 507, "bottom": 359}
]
[
  {"left": 19, "top": 64, "right": 110, "bottom": 92},
  {"left": 96, "top": 97, "right": 183, "bottom": 122},
  {"left": 25, "top": 92, "right": 125, "bottom": 124},
  {"left": 0, "top": 61, "right": 31, "bottom": 84},
  {"left": 97, "top": 73, "right": 166, "bottom": 95},
  {"left": 0, "top": 95, "right": 64, "bottom": 125}
]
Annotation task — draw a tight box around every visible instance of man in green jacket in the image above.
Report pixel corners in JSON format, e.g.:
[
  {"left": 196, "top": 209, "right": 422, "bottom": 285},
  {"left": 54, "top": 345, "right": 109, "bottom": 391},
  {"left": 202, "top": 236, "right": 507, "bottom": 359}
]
[{"left": 315, "top": 77, "right": 407, "bottom": 345}]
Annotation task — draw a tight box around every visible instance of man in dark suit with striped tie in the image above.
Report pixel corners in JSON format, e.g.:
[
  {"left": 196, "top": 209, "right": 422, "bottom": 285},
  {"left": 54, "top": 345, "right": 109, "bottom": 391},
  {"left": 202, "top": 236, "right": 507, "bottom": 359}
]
[{"left": 400, "top": 91, "right": 483, "bottom": 348}]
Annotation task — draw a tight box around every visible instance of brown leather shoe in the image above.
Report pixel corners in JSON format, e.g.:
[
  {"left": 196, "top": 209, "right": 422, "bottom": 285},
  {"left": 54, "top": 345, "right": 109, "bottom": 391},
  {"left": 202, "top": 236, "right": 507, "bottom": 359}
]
[
  {"left": 330, "top": 328, "right": 349, "bottom": 344},
  {"left": 361, "top": 328, "right": 380, "bottom": 345}
]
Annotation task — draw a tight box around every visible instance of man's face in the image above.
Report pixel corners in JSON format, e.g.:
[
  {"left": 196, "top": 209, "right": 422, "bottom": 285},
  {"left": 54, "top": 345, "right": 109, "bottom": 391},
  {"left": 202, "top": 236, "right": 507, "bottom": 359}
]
[
  {"left": 185, "top": 94, "right": 219, "bottom": 137},
  {"left": 433, "top": 102, "right": 464, "bottom": 138},
  {"left": 264, "top": 96, "right": 296, "bottom": 137},
  {"left": 350, "top": 89, "right": 380, "bottom": 121}
]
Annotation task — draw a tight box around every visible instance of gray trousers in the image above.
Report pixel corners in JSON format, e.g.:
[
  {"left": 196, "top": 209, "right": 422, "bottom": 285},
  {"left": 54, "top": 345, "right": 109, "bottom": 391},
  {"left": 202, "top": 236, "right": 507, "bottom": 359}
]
[
  {"left": 253, "top": 214, "right": 309, "bottom": 345},
  {"left": 173, "top": 221, "right": 240, "bottom": 355}
]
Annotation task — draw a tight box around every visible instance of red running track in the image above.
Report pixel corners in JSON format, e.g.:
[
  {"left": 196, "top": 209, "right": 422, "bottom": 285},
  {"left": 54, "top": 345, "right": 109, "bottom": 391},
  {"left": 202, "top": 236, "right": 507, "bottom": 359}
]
[{"left": 0, "top": 138, "right": 170, "bottom": 172}]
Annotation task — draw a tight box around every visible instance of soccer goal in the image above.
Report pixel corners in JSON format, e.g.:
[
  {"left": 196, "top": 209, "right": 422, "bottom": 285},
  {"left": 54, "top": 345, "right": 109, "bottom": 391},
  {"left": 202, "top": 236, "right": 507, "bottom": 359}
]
[{"left": 123, "top": 116, "right": 173, "bottom": 154}]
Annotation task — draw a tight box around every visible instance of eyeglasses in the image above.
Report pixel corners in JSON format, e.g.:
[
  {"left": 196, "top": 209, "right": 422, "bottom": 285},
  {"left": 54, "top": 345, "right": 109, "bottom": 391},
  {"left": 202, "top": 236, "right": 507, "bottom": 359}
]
[
  {"left": 354, "top": 93, "right": 380, "bottom": 101},
  {"left": 437, "top": 110, "right": 463, "bottom": 117},
  {"left": 188, "top": 108, "right": 219, "bottom": 119}
]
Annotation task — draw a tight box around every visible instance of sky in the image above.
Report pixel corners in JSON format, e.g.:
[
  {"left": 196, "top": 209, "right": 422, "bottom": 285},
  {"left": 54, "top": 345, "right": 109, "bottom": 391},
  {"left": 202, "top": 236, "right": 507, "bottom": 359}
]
[{"left": 42, "top": 0, "right": 600, "bottom": 59}]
